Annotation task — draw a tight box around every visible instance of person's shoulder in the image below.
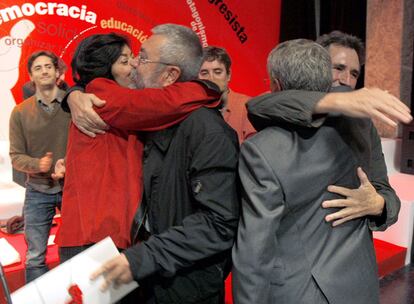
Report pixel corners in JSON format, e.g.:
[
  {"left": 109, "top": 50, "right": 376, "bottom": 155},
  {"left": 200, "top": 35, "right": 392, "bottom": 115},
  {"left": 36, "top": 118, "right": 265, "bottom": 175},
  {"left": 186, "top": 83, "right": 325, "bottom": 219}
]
[
  {"left": 10, "top": 98, "right": 34, "bottom": 122},
  {"left": 228, "top": 89, "right": 250, "bottom": 103},
  {"left": 184, "top": 107, "right": 223, "bottom": 128},
  {"left": 243, "top": 124, "right": 298, "bottom": 152},
  {"left": 14, "top": 96, "right": 36, "bottom": 112},
  {"left": 244, "top": 127, "right": 275, "bottom": 143},
  {"left": 182, "top": 107, "right": 238, "bottom": 141}
]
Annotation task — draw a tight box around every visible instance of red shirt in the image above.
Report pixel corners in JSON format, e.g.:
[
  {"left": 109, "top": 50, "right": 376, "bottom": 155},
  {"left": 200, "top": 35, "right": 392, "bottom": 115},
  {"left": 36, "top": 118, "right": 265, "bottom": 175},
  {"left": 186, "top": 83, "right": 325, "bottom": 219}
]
[
  {"left": 57, "top": 79, "right": 220, "bottom": 249},
  {"left": 222, "top": 90, "right": 256, "bottom": 144}
]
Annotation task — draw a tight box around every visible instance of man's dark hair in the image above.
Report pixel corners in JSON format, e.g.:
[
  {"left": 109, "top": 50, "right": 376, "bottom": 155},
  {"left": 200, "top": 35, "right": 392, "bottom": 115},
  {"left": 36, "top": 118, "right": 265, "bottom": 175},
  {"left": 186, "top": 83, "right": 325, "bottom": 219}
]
[
  {"left": 27, "top": 50, "right": 59, "bottom": 73},
  {"left": 71, "top": 33, "right": 131, "bottom": 86},
  {"left": 201, "top": 46, "right": 232, "bottom": 73},
  {"left": 317, "top": 30, "right": 365, "bottom": 65}
]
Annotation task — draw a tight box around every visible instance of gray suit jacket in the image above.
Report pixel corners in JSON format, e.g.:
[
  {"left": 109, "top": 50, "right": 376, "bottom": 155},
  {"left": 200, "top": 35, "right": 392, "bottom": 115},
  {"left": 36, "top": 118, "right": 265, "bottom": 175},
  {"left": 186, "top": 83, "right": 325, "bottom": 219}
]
[
  {"left": 246, "top": 89, "right": 400, "bottom": 231},
  {"left": 233, "top": 107, "right": 380, "bottom": 303}
]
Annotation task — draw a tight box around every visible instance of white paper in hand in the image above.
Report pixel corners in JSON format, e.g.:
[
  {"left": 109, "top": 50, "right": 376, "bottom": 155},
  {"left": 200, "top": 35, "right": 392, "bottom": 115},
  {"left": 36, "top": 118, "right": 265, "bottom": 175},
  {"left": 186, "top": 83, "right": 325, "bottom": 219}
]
[{"left": 11, "top": 237, "right": 138, "bottom": 304}]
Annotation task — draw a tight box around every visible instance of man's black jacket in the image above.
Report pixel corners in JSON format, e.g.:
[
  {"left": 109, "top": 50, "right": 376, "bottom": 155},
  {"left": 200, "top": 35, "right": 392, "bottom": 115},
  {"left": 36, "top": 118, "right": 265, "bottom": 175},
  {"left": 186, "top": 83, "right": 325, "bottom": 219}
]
[{"left": 124, "top": 107, "right": 239, "bottom": 303}]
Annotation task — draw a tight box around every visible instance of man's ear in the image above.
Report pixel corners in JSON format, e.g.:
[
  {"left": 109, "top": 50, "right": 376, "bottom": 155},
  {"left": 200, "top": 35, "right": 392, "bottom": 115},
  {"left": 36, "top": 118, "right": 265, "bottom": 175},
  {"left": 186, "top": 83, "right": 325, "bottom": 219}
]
[
  {"left": 270, "top": 77, "right": 282, "bottom": 92},
  {"left": 162, "top": 66, "right": 181, "bottom": 86}
]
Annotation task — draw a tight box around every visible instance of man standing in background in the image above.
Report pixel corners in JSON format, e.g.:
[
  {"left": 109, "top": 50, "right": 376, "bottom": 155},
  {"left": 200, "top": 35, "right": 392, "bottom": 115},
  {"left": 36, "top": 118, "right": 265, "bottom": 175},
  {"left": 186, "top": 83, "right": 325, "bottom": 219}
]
[
  {"left": 317, "top": 30, "right": 364, "bottom": 89},
  {"left": 9, "top": 50, "right": 70, "bottom": 283},
  {"left": 199, "top": 46, "right": 255, "bottom": 143}
]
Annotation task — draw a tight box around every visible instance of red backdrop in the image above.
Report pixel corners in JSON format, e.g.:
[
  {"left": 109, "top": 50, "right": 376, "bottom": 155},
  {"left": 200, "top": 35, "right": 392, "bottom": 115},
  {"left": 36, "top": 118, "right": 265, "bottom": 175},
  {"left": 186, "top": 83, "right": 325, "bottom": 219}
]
[{"left": 0, "top": 0, "right": 281, "bottom": 139}]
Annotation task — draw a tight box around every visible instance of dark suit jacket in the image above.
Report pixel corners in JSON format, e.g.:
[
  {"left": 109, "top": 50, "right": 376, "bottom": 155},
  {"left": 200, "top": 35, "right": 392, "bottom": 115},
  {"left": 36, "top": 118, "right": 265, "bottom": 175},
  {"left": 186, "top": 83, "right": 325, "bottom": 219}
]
[{"left": 231, "top": 91, "right": 396, "bottom": 303}]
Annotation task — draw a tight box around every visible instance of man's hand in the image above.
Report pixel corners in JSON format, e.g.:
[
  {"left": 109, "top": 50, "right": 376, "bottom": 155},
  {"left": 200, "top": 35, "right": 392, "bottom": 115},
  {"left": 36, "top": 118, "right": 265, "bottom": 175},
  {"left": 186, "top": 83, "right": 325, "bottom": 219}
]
[
  {"left": 90, "top": 254, "right": 133, "bottom": 291},
  {"left": 316, "top": 87, "right": 412, "bottom": 127},
  {"left": 52, "top": 158, "right": 65, "bottom": 180},
  {"left": 39, "top": 152, "right": 53, "bottom": 173},
  {"left": 322, "top": 167, "right": 385, "bottom": 227},
  {"left": 68, "top": 91, "right": 109, "bottom": 138}
]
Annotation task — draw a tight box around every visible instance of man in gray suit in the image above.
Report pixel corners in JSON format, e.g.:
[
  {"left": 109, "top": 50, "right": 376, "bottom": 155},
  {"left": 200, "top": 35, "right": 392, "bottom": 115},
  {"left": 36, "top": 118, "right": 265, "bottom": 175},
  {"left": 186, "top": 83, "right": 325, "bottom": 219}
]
[
  {"left": 232, "top": 39, "right": 382, "bottom": 303},
  {"left": 247, "top": 31, "right": 404, "bottom": 231}
]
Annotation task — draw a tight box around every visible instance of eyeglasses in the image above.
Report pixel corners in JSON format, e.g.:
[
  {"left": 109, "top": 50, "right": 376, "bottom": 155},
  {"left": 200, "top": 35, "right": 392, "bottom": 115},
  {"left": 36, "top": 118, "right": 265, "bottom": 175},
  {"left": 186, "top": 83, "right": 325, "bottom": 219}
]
[{"left": 136, "top": 53, "right": 172, "bottom": 66}]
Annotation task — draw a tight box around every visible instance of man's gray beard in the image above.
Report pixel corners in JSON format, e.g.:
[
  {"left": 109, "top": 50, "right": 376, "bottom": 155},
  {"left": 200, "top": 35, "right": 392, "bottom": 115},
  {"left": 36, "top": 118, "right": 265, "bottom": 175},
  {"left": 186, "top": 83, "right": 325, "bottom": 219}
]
[
  {"left": 128, "top": 82, "right": 137, "bottom": 89},
  {"left": 133, "top": 76, "right": 146, "bottom": 89},
  {"left": 132, "top": 67, "right": 164, "bottom": 89},
  {"left": 130, "top": 69, "right": 142, "bottom": 89}
]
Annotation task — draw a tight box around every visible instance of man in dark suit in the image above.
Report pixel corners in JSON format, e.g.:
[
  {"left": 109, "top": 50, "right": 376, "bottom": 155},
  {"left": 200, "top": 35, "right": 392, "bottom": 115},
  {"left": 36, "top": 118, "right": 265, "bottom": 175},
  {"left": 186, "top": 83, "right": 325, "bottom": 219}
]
[{"left": 232, "top": 39, "right": 384, "bottom": 303}]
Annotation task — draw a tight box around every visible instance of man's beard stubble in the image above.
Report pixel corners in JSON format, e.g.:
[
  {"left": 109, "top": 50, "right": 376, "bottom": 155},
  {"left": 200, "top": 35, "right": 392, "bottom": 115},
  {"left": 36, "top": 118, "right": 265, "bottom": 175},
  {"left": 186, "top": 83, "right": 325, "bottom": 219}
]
[
  {"left": 131, "top": 66, "right": 164, "bottom": 89},
  {"left": 132, "top": 68, "right": 146, "bottom": 89}
]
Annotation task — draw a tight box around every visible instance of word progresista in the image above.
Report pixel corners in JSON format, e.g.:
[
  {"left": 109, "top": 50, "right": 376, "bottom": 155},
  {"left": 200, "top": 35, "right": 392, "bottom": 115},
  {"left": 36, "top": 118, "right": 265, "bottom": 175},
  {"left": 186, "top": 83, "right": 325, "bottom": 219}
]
[
  {"left": 207, "top": 0, "right": 248, "bottom": 44},
  {"left": 0, "top": 2, "right": 97, "bottom": 25}
]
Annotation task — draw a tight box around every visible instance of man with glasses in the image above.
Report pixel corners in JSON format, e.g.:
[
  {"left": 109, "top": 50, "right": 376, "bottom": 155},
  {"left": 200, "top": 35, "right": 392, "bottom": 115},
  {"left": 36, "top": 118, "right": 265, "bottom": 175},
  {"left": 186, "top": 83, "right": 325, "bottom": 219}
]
[
  {"left": 64, "top": 24, "right": 239, "bottom": 304},
  {"left": 65, "top": 26, "right": 410, "bottom": 303},
  {"left": 56, "top": 33, "right": 223, "bottom": 266}
]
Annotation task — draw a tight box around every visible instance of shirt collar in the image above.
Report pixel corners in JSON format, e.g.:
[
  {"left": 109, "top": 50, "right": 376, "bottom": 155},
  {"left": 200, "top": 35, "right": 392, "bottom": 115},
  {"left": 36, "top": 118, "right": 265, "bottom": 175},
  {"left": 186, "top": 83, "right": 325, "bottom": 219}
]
[{"left": 36, "top": 89, "right": 65, "bottom": 105}]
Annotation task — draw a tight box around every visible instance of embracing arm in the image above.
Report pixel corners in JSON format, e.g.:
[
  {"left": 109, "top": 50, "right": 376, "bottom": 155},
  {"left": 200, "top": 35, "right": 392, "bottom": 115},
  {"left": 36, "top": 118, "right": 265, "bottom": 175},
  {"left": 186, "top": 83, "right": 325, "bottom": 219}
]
[
  {"left": 248, "top": 88, "right": 407, "bottom": 228},
  {"left": 247, "top": 90, "right": 325, "bottom": 130},
  {"left": 61, "top": 86, "right": 108, "bottom": 137},
  {"left": 63, "top": 79, "right": 221, "bottom": 136},
  {"left": 87, "top": 78, "right": 220, "bottom": 131},
  {"left": 232, "top": 140, "right": 285, "bottom": 304},
  {"left": 123, "top": 132, "right": 239, "bottom": 281},
  {"left": 319, "top": 121, "right": 400, "bottom": 229},
  {"left": 366, "top": 126, "right": 400, "bottom": 230},
  {"left": 247, "top": 87, "right": 411, "bottom": 131},
  {"left": 322, "top": 128, "right": 400, "bottom": 230},
  {"left": 316, "top": 88, "right": 412, "bottom": 126}
]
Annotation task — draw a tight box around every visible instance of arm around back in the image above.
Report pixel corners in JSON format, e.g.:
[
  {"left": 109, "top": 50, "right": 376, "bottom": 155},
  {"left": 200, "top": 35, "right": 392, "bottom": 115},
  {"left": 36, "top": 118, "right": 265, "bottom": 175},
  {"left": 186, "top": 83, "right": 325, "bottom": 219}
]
[{"left": 87, "top": 78, "right": 221, "bottom": 131}]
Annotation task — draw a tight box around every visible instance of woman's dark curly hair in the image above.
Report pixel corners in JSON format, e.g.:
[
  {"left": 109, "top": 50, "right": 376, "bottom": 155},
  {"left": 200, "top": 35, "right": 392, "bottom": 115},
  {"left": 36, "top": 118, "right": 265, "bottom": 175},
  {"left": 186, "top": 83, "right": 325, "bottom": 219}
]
[{"left": 71, "top": 33, "right": 131, "bottom": 86}]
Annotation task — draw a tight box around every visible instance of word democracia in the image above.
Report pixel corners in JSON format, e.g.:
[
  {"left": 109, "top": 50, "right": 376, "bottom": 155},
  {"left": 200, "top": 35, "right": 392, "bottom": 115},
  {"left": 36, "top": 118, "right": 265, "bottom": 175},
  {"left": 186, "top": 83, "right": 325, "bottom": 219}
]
[
  {"left": 0, "top": 2, "right": 97, "bottom": 25},
  {"left": 207, "top": 0, "right": 248, "bottom": 44}
]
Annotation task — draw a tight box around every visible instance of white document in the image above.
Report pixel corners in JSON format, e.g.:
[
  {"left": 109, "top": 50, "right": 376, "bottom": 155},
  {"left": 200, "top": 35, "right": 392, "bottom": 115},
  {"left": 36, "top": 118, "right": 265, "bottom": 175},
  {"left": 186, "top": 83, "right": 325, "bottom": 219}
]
[
  {"left": 11, "top": 237, "right": 138, "bottom": 304},
  {"left": 0, "top": 237, "right": 21, "bottom": 266},
  {"left": 47, "top": 234, "right": 56, "bottom": 246}
]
